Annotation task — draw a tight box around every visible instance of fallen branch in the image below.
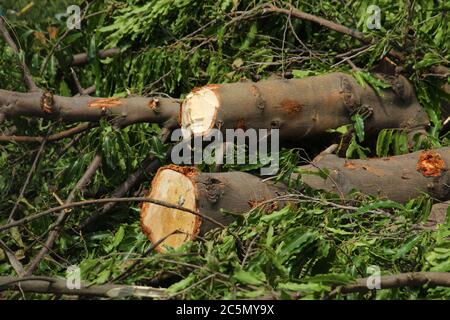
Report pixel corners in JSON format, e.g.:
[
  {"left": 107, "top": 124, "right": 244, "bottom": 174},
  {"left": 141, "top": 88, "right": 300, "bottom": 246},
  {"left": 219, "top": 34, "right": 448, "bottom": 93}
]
[
  {"left": 0, "top": 123, "right": 94, "bottom": 143},
  {"left": 263, "top": 3, "right": 368, "bottom": 44},
  {"left": 0, "top": 276, "right": 166, "bottom": 298},
  {"left": 181, "top": 72, "right": 429, "bottom": 141},
  {"left": 140, "top": 165, "right": 287, "bottom": 252},
  {"left": 329, "top": 272, "right": 450, "bottom": 298},
  {"left": 0, "top": 197, "right": 226, "bottom": 234},
  {"left": 0, "top": 89, "right": 180, "bottom": 128},
  {"left": 262, "top": 3, "right": 403, "bottom": 60}
]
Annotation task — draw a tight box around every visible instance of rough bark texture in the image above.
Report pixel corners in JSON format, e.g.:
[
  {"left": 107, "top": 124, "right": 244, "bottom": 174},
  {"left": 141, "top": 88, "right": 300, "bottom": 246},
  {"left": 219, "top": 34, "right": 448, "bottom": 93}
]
[
  {"left": 332, "top": 272, "right": 450, "bottom": 296},
  {"left": 181, "top": 72, "right": 429, "bottom": 141},
  {"left": 140, "top": 165, "right": 287, "bottom": 252},
  {"left": 142, "top": 148, "right": 450, "bottom": 250},
  {"left": 297, "top": 147, "right": 450, "bottom": 203},
  {"left": 0, "top": 89, "right": 180, "bottom": 127}
]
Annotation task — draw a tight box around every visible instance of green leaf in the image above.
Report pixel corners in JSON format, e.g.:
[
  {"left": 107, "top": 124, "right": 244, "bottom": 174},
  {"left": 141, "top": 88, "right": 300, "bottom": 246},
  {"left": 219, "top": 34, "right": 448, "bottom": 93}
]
[
  {"left": 233, "top": 269, "right": 266, "bottom": 285},
  {"left": 394, "top": 235, "right": 422, "bottom": 259},
  {"left": 356, "top": 200, "right": 404, "bottom": 214},
  {"left": 278, "top": 282, "right": 330, "bottom": 292},
  {"left": 352, "top": 113, "right": 365, "bottom": 143},
  {"left": 261, "top": 206, "right": 291, "bottom": 223},
  {"left": 112, "top": 226, "right": 125, "bottom": 249},
  {"left": 168, "top": 274, "right": 196, "bottom": 293}
]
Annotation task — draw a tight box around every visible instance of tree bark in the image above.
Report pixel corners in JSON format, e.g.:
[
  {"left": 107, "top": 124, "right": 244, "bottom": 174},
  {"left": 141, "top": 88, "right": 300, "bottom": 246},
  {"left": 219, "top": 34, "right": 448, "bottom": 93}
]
[
  {"left": 297, "top": 147, "right": 450, "bottom": 203},
  {"left": 181, "top": 72, "right": 429, "bottom": 142},
  {"left": 329, "top": 272, "right": 450, "bottom": 297},
  {"left": 142, "top": 148, "right": 450, "bottom": 251},
  {"left": 426, "top": 201, "right": 449, "bottom": 228},
  {"left": 0, "top": 276, "right": 166, "bottom": 298},
  {"left": 140, "top": 165, "right": 287, "bottom": 252},
  {"left": 0, "top": 89, "right": 180, "bottom": 127},
  {"left": 71, "top": 48, "right": 120, "bottom": 66}
]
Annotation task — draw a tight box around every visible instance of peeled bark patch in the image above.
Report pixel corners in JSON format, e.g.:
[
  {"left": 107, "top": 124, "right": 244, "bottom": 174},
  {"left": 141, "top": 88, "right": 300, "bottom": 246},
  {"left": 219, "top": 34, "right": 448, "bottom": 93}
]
[
  {"left": 417, "top": 150, "right": 447, "bottom": 177},
  {"left": 182, "top": 86, "right": 220, "bottom": 136},
  {"left": 88, "top": 97, "right": 122, "bottom": 109}
]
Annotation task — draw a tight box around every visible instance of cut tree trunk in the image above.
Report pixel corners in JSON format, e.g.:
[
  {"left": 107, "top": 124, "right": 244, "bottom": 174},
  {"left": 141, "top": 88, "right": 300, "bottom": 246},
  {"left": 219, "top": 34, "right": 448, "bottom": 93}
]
[
  {"left": 181, "top": 72, "right": 429, "bottom": 141},
  {"left": 297, "top": 147, "right": 450, "bottom": 203},
  {"left": 140, "top": 165, "right": 287, "bottom": 252},
  {"left": 0, "top": 89, "right": 180, "bottom": 127},
  {"left": 141, "top": 148, "right": 450, "bottom": 251}
]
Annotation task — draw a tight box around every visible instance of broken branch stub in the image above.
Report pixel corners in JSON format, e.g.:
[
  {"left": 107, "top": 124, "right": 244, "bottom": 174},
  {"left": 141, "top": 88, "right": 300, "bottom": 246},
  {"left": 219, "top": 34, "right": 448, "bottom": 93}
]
[
  {"left": 140, "top": 165, "right": 287, "bottom": 252},
  {"left": 181, "top": 72, "right": 429, "bottom": 141},
  {"left": 141, "top": 148, "right": 450, "bottom": 251}
]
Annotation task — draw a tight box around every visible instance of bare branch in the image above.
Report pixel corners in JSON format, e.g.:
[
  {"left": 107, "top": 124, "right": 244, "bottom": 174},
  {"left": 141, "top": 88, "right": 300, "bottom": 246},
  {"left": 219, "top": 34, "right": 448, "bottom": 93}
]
[
  {"left": 25, "top": 153, "right": 103, "bottom": 275},
  {"left": 328, "top": 272, "right": 450, "bottom": 298},
  {"left": 0, "top": 197, "right": 227, "bottom": 234},
  {"left": 0, "top": 123, "right": 94, "bottom": 143},
  {"left": 71, "top": 48, "right": 120, "bottom": 66},
  {"left": 0, "top": 89, "right": 180, "bottom": 127},
  {"left": 0, "top": 276, "right": 167, "bottom": 298}
]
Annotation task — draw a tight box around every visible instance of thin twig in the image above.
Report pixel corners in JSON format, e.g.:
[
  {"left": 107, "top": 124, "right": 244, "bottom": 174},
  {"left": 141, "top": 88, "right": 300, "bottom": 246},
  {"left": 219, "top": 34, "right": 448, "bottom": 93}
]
[
  {"left": 79, "top": 123, "right": 175, "bottom": 229},
  {"left": 0, "top": 123, "right": 94, "bottom": 143},
  {"left": 0, "top": 197, "right": 227, "bottom": 233},
  {"left": 8, "top": 128, "right": 51, "bottom": 221},
  {"left": 25, "top": 153, "right": 103, "bottom": 275},
  {"left": 0, "top": 17, "right": 38, "bottom": 91}
]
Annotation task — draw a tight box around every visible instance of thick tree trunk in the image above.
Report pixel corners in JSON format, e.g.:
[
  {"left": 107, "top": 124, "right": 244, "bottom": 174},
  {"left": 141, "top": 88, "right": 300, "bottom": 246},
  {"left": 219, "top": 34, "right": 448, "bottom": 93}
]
[
  {"left": 142, "top": 148, "right": 450, "bottom": 251},
  {"left": 181, "top": 72, "right": 429, "bottom": 141},
  {"left": 140, "top": 165, "right": 287, "bottom": 252},
  {"left": 0, "top": 89, "right": 180, "bottom": 127}
]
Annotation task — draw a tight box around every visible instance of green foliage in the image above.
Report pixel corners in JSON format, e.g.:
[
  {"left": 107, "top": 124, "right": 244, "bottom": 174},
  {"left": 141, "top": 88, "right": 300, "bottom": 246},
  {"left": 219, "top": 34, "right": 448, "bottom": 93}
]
[{"left": 0, "top": 0, "right": 449, "bottom": 300}]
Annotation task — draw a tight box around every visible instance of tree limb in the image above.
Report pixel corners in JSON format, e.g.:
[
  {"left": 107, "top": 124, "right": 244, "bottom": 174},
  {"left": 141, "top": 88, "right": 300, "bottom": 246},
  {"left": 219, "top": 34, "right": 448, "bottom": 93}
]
[
  {"left": 0, "top": 123, "right": 94, "bottom": 143},
  {"left": 79, "top": 122, "right": 176, "bottom": 230},
  {"left": 0, "top": 276, "right": 167, "bottom": 298},
  {"left": 262, "top": 3, "right": 403, "bottom": 60},
  {"left": 329, "top": 272, "right": 450, "bottom": 298},
  {"left": 0, "top": 89, "right": 180, "bottom": 127},
  {"left": 25, "top": 153, "right": 103, "bottom": 275},
  {"left": 0, "top": 197, "right": 226, "bottom": 234},
  {"left": 71, "top": 48, "right": 120, "bottom": 66}
]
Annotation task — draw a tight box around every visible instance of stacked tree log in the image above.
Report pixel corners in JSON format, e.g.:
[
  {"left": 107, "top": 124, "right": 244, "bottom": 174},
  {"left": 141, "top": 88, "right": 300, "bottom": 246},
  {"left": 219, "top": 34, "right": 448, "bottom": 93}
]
[{"left": 141, "top": 149, "right": 449, "bottom": 252}]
